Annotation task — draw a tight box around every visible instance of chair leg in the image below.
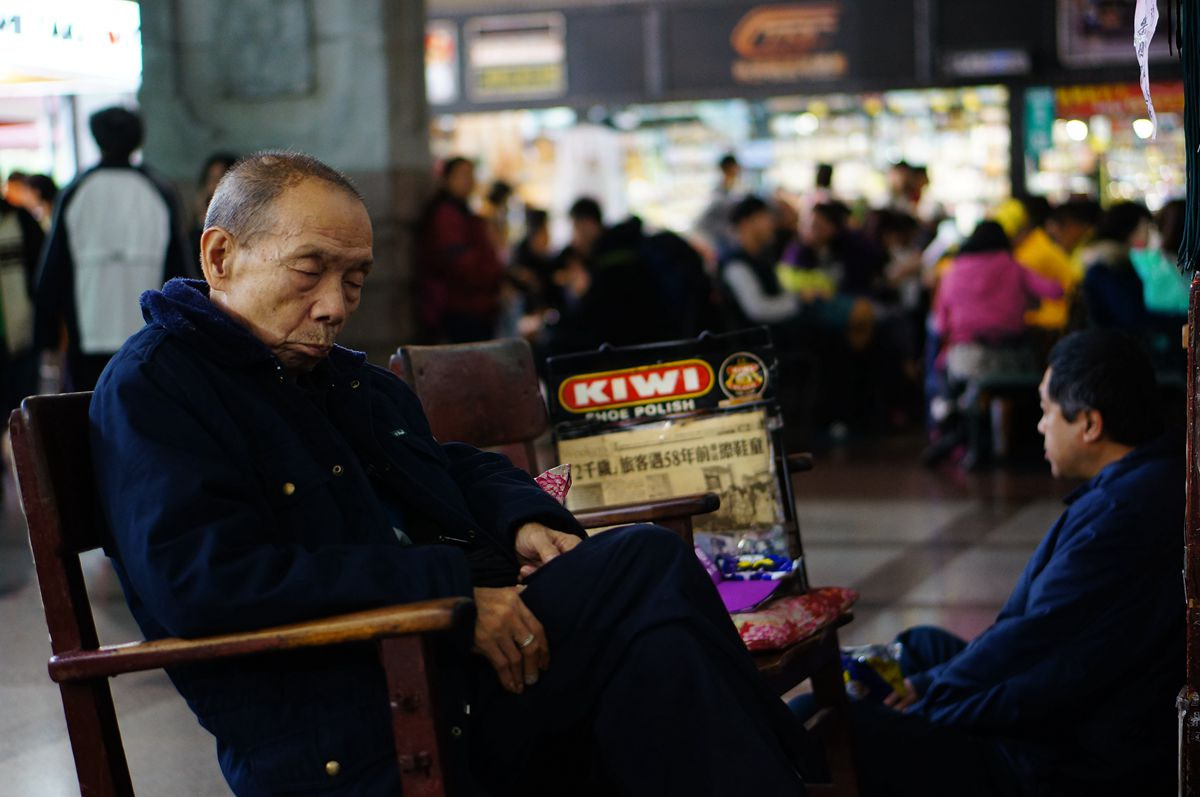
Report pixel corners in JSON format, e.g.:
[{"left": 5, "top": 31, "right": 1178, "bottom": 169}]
[
  {"left": 808, "top": 631, "right": 859, "bottom": 797},
  {"left": 379, "top": 636, "right": 450, "bottom": 797},
  {"left": 58, "top": 681, "right": 134, "bottom": 797}
]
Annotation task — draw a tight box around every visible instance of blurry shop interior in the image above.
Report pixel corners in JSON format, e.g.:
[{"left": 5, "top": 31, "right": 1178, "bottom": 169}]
[
  {"left": 424, "top": 0, "right": 1184, "bottom": 243},
  {"left": 0, "top": 0, "right": 141, "bottom": 186}
]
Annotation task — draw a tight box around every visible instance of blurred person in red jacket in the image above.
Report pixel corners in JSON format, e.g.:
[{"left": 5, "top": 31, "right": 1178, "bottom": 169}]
[{"left": 415, "top": 157, "right": 504, "bottom": 342}]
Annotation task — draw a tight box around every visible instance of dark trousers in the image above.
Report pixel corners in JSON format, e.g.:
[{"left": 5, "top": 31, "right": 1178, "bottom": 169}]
[
  {"left": 792, "top": 626, "right": 1023, "bottom": 797},
  {"left": 470, "top": 525, "right": 806, "bottom": 796}
]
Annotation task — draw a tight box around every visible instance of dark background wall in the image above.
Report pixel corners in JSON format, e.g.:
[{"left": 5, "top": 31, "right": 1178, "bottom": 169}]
[{"left": 427, "top": 0, "right": 1180, "bottom": 113}]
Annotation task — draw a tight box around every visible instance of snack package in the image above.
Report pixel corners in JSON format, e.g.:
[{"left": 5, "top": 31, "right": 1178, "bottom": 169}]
[{"left": 841, "top": 643, "right": 907, "bottom": 702}]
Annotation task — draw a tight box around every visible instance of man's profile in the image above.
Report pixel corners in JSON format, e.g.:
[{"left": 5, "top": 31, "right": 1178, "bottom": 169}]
[{"left": 90, "top": 152, "right": 806, "bottom": 795}]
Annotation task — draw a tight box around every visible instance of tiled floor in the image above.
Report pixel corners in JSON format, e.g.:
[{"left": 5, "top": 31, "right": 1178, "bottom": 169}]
[{"left": 0, "top": 435, "right": 1071, "bottom": 795}]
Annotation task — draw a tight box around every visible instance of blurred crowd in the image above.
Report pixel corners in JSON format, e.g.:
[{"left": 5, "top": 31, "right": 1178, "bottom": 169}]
[
  {"left": 2, "top": 107, "right": 1189, "bottom": 472},
  {"left": 413, "top": 152, "right": 1189, "bottom": 464}
]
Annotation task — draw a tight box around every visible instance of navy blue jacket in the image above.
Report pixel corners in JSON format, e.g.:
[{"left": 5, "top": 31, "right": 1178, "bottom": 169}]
[
  {"left": 909, "top": 435, "right": 1184, "bottom": 784},
  {"left": 90, "top": 279, "right": 583, "bottom": 794}
]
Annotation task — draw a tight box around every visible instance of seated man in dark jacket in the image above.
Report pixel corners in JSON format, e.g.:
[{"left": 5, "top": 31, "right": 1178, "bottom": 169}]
[
  {"left": 795, "top": 329, "right": 1182, "bottom": 795},
  {"left": 89, "top": 151, "right": 805, "bottom": 796}
]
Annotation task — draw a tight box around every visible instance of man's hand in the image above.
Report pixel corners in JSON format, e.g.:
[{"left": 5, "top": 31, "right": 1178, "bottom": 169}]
[
  {"left": 514, "top": 522, "right": 581, "bottom": 580},
  {"left": 882, "top": 678, "right": 920, "bottom": 712},
  {"left": 473, "top": 586, "right": 549, "bottom": 694}
]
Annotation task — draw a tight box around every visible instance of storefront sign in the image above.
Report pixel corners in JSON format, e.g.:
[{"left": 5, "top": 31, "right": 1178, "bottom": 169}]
[
  {"left": 465, "top": 13, "right": 566, "bottom": 102},
  {"left": 546, "top": 328, "right": 778, "bottom": 433},
  {"left": 942, "top": 49, "right": 1032, "bottom": 78},
  {"left": 1055, "top": 80, "right": 1183, "bottom": 118},
  {"left": 1057, "top": 0, "right": 1171, "bottom": 67},
  {"left": 426, "top": 20, "right": 459, "bottom": 106},
  {"left": 0, "top": 0, "right": 140, "bottom": 87},
  {"left": 730, "top": 3, "right": 848, "bottom": 84},
  {"left": 1025, "top": 87, "right": 1056, "bottom": 161}
]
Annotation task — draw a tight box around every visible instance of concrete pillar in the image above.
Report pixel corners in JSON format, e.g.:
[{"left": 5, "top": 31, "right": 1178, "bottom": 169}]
[{"left": 138, "top": 0, "right": 430, "bottom": 361}]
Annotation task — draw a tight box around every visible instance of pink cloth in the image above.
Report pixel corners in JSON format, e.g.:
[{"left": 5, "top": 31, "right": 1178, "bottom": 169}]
[{"left": 934, "top": 251, "right": 1064, "bottom": 347}]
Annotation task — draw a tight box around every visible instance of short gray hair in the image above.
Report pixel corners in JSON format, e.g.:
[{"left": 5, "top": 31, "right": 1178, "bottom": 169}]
[{"left": 204, "top": 150, "right": 363, "bottom": 240}]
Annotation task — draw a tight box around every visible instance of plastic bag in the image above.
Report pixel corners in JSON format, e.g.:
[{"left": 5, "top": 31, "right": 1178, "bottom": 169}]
[{"left": 841, "top": 643, "right": 907, "bottom": 702}]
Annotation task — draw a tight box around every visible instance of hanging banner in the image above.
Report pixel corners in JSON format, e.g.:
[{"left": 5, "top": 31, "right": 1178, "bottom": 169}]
[{"left": 1133, "top": 0, "right": 1160, "bottom": 135}]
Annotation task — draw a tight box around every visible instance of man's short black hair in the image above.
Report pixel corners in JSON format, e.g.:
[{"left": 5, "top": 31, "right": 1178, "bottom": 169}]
[
  {"left": 569, "top": 197, "right": 603, "bottom": 224},
  {"left": 1050, "top": 199, "right": 1101, "bottom": 228},
  {"left": 1046, "top": 330, "right": 1163, "bottom": 446},
  {"left": 729, "top": 195, "right": 770, "bottom": 227},
  {"left": 815, "top": 163, "right": 834, "bottom": 189},
  {"left": 524, "top": 207, "right": 548, "bottom": 234},
  {"left": 25, "top": 174, "right": 57, "bottom": 204},
  {"left": 1094, "top": 201, "right": 1152, "bottom": 245},
  {"left": 204, "top": 151, "right": 363, "bottom": 241},
  {"left": 719, "top": 154, "right": 739, "bottom": 171},
  {"left": 812, "top": 200, "right": 851, "bottom": 230},
  {"left": 440, "top": 156, "right": 473, "bottom": 182},
  {"left": 89, "top": 107, "right": 144, "bottom": 160},
  {"left": 1019, "top": 194, "right": 1052, "bottom": 229}
]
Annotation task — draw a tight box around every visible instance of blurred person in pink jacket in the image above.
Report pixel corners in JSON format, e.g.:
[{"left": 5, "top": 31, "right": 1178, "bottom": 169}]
[
  {"left": 934, "top": 221, "right": 1063, "bottom": 352},
  {"left": 924, "top": 221, "right": 1063, "bottom": 469}
]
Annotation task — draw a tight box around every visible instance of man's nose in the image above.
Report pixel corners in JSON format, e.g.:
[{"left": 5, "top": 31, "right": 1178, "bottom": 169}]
[{"left": 312, "top": 281, "right": 347, "bottom": 324}]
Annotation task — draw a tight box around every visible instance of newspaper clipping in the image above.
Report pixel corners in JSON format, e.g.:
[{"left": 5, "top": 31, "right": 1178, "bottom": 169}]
[{"left": 557, "top": 408, "right": 788, "bottom": 557}]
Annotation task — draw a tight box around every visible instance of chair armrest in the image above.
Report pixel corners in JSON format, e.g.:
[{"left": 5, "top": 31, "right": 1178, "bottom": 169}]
[
  {"left": 787, "top": 453, "right": 815, "bottom": 473},
  {"left": 48, "top": 597, "right": 474, "bottom": 683},
  {"left": 574, "top": 492, "right": 720, "bottom": 530}
]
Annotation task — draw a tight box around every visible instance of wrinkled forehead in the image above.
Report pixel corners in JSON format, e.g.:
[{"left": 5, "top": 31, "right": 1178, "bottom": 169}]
[{"left": 249, "top": 179, "right": 372, "bottom": 248}]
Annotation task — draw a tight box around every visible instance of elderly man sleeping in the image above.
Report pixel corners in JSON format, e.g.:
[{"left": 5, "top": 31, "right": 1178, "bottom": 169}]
[{"left": 89, "top": 151, "right": 807, "bottom": 796}]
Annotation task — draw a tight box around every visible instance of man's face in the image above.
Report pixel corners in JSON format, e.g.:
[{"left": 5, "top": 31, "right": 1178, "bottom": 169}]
[
  {"left": 571, "top": 218, "right": 602, "bottom": 254},
  {"left": 205, "top": 178, "right": 373, "bottom": 373},
  {"left": 1047, "top": 219, "right": 1090, "bottom": 253},
  {"left": 806, "top": 212, "right": 837, "bottom": 248},
  {"left": 1037, "top": 368, "right": 1090, "bottom": 478},
  {"left": 738, "top": 210, "right": 775, "bottom": 253},
  {"left": 444, "top": 162, "right": 475, "bottom": 201}
]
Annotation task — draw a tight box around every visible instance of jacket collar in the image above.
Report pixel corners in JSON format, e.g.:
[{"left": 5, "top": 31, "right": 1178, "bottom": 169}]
[
  {"left": 1064, "top": 432, "right": 1178, "bottom": 505},
  {"left": 140, "top": 278, "right": 367, "bottom": 372}
]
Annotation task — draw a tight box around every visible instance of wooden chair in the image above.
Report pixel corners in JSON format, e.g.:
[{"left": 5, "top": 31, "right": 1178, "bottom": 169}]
[
  {"left": 10, "top": 393, "right": 474, "bottom": 797},
  {"left": 392, "top": 338, "right": 858, "bottom": 796}
]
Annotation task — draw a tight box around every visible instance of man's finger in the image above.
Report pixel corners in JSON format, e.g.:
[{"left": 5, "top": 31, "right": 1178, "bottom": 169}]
[
  {"left": 552, "top": 532, "right": 582, "bottom": 554},
  {"left": 523, "top": 606, "right": 550, "bottom": 672},
  {"left": 477, "top": 638, "right": 520, "bottom": 694},
  {"left": 496, "top": 637, "right": 525, "bottom": 694},
  {"left": 530, "top": 532, "right": 561, "bottom": 565}
]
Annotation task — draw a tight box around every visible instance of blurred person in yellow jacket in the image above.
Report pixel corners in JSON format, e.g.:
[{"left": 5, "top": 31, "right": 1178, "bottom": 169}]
[{"left": 992, "top": 197, "right": 1095, "bottom": 331}]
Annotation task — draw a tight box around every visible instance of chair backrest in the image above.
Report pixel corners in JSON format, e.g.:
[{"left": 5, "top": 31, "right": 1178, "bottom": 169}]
[
  {"left": 10, "top": 392, "right": 135, "bottom": 794},
  {"left": 390, "top": 338, "right": 548, "bottom": 473}
]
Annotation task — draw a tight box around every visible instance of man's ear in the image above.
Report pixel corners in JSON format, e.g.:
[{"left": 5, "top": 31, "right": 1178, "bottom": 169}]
[
  {"left": 1081, "top": 408, "right": 1105, "bottom": 444},
  {"left": 200, "top": 227, "right": 235, "bottom": 289}
]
